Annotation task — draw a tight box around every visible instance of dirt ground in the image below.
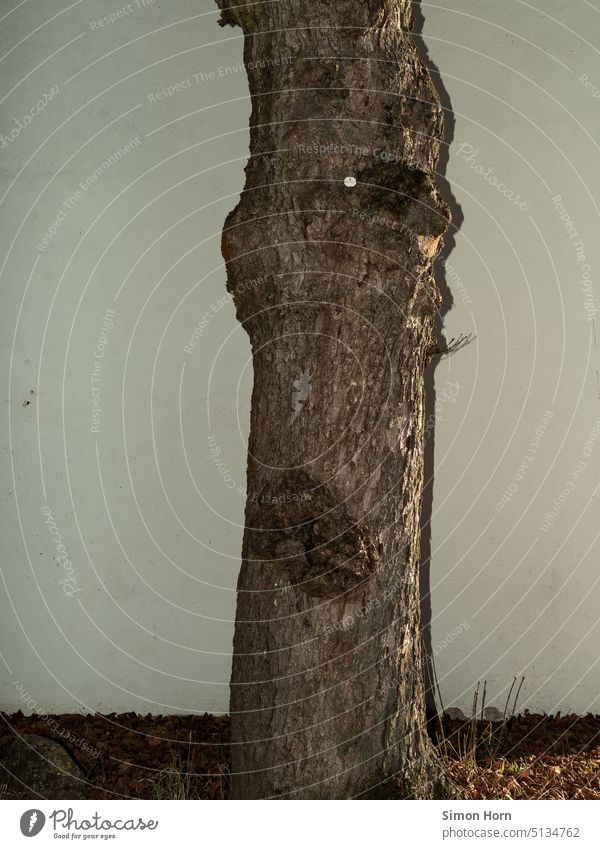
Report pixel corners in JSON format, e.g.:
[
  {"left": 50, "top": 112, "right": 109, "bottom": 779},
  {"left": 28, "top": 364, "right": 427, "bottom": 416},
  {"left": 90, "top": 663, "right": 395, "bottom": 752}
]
[{"left": 1, "top": 710, "right": 598, "bottom": 799}]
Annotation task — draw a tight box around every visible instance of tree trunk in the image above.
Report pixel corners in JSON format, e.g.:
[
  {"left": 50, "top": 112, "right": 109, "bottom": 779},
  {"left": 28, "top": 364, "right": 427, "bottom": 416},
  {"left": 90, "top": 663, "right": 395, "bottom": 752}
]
[{"left": 215, "top": 0, "right": 457, "bottom": 799}]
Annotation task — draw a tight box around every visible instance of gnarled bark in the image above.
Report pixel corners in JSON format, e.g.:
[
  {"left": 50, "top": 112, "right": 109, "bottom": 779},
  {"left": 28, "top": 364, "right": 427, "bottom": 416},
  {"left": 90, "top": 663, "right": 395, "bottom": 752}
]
[{"left": 214, "top": 0, "right": 458, "bottom": 799}]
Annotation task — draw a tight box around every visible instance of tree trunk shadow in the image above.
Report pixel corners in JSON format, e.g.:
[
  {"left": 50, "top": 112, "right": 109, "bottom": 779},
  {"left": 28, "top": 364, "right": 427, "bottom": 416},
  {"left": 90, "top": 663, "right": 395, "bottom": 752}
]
[{"left": 410, "top": 0, "right": 465, "bottom": 734}]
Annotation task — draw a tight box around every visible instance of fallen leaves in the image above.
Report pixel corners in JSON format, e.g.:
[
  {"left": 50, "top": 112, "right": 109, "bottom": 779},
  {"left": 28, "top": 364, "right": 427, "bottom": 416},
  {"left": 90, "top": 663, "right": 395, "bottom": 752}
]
[
  {"left": 0, "top": 710, "right": 598, "bottom": 799},
  {"left": 441, "top": 713, "right": 600, "bottom": 800}
]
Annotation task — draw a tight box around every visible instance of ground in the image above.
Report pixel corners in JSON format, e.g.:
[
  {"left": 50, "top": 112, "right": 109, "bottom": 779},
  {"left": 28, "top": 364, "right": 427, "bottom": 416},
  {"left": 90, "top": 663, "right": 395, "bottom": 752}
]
[{"left": 0, "top": 711, "right": 598, "bottom": 799}]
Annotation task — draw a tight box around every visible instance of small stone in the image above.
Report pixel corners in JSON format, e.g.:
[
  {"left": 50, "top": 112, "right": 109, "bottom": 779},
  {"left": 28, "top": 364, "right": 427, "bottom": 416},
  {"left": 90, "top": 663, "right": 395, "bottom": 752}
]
[
  {"left": 484, "top": 706, "right": 504, "bottom": 722},
  {"left": 445, "top": 707, "right": 468, "bottom": 721},
  {"left": 0, "top": 734, "right": 88, "bottom": 799}
]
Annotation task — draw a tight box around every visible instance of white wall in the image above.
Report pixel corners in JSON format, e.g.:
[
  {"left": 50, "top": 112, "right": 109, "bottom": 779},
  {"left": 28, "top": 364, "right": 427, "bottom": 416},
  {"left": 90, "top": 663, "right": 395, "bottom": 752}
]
[{"left": 1, "top": 0, "right": 599, "bottom": 719}]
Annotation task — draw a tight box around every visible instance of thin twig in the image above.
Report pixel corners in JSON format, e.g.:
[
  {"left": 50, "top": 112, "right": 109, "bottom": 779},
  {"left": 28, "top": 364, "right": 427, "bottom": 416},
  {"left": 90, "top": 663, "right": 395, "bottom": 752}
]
[
  {"left": 512, "top": 676, "right": 526, "bottom": 717},
  {"left": 503, "top": 677, "right": 518, "bottom": 723},
  {"left": 470, "top": 683, "right": 480, "bottom": 763},
  {"left": 427, "top": 332, "right": 475, "bottom": 362},
  {"left": 480, "top": 679, "right": 487, "bottom": 724}
]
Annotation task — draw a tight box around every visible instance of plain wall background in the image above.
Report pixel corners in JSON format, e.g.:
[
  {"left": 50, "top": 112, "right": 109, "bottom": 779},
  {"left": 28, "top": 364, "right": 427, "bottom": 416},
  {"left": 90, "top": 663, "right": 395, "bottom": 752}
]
[{"left": 1, "top": 0, "right": 599, "bottom": 719}]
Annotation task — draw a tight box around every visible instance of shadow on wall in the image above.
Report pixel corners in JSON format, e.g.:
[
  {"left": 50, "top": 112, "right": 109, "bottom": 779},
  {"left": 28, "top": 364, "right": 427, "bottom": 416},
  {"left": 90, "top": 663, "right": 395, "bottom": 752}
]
[{"left": 411, "top": 0, "right": 465, "bottom": 722}]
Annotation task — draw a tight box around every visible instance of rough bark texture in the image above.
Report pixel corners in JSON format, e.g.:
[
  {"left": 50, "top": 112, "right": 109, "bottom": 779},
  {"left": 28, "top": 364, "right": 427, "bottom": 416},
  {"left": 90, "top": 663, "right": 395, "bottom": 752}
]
[{"left": 214, "top": 0, "right": 457, "bottom": 799}]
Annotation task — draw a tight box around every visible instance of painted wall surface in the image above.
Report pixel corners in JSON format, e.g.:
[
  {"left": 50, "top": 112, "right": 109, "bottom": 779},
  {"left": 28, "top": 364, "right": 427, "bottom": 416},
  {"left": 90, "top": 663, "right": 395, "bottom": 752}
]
[{"left": 1, "top": 0, "right": 599, "bottom": 719}]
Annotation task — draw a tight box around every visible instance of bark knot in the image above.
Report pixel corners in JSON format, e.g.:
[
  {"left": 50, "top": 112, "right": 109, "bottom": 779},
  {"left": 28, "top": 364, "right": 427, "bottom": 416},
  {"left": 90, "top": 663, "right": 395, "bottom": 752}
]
[{"left": 248, "top": 472, "right": 378, "bottom": 598}]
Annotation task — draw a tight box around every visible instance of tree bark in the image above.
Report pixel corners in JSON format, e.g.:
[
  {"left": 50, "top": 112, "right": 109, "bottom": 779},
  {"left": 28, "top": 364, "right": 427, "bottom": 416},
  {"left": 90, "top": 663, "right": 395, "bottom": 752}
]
[{"left": 214, "top": 0, "right": 458, "bottom": 799}]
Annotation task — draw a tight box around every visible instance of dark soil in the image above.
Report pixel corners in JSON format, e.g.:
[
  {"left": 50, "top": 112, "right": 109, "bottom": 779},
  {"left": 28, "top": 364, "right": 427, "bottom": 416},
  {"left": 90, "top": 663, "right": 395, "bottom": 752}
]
[
  {"left": 1, "top": 710, "right": 598, "bottom": 799},
  {"left": 0, "top": 711, "right": 230, "bottom": 800}
]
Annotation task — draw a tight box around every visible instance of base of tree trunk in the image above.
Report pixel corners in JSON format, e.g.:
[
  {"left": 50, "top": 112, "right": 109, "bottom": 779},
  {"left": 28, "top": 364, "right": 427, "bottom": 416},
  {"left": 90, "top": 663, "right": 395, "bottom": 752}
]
[{"left": 359, "top": 750, "right": 465, "bottom": 800}]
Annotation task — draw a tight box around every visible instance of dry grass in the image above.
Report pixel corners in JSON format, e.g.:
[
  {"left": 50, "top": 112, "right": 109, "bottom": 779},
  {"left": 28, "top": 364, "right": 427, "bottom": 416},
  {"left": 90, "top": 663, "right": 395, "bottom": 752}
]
[
  {"left": 436, "top": 712, "right": 600, "bottom": 800},
  {"left": 143, "top": 733, "right": 231, "bottom": 800}
]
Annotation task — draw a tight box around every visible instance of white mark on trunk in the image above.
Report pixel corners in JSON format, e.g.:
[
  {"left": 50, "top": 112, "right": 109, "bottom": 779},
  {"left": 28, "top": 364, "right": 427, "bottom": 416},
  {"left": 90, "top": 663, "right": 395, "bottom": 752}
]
[{"left": 290, "top": 368, "right": 313, "bottom": 423}]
